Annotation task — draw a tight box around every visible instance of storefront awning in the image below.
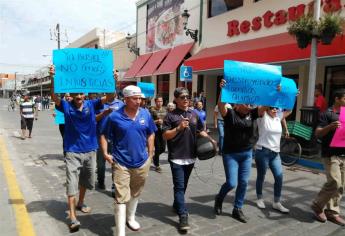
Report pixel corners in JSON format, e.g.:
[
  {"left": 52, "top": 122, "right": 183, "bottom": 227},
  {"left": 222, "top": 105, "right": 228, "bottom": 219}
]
[
  {"left": 154, "top": 42, "right": 194, "bottom": 75},
  {"left": 135, "top": 48, "right": 171, "bottom": 77},
  {"left": 184, "top": 33, "right": 345, "bottom": 72},
  {"left": 123, "top": 53, "right": 152, "bottom": 79}
]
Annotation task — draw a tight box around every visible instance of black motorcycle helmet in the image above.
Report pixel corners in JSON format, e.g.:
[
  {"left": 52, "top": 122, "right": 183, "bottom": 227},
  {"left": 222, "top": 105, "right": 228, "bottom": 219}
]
[{"left": 196, "top": 136, "right": 217, "bottom": 160}]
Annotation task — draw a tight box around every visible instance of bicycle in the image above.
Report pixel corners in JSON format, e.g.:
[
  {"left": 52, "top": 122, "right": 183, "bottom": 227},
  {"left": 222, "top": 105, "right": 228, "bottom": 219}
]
[{"left": 280, "top": 136, "right": 302, "bottom": 166}]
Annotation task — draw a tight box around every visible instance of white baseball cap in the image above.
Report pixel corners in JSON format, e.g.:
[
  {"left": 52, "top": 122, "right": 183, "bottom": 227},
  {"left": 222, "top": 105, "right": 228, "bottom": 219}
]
[{"left": 123, "top": 85, "right": 142, "bottom": 97}]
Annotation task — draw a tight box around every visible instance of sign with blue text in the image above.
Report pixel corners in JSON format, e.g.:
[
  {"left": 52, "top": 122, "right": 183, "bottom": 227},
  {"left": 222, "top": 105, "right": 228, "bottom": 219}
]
[
  {"left": 221, "top": 60, "right": 282, "bottom": 106},
  {"left": 274, "top": 77, "right": 298, "bottom": 109},
  {"left": 53, "top": 48, "right": 115, "bottom": 93},
  {"left": 180, "top": 66, "right": 192, "bottom": 82},
  {"left": 138, "top": 82, "right": 155, "bottom": 98}
]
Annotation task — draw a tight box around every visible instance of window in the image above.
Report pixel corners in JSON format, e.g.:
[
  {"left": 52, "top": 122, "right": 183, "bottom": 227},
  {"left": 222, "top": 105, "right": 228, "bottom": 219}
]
[
  {"left": 325, "top": 65, "right": 345, "bottom": 107},
  {"left": 208, "top": 0, "right": 243, "bottom": 18},
  {"left": 157, "top": 74, "right": 170, "bottom": 105}
]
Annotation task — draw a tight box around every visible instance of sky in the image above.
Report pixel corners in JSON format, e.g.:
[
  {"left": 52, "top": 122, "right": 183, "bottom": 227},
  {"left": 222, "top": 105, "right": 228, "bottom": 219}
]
[{"left": 0, "top": 0, "right": 137, "bottom": 75}]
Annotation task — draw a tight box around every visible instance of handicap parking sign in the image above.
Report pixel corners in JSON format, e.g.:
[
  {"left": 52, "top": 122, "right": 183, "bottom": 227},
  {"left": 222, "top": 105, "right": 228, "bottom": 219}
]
[{"left": 180, "top": 66, "right": 192, "bottom": 81}]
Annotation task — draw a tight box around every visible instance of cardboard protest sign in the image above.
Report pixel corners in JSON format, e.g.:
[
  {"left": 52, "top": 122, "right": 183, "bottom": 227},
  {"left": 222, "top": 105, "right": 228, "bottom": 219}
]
[
  {"left": 330, "top": 107, "right": 345, "bottom": 147},
  {"left": 273, "top": 77, "right": 298, "bottom": 109},
  {"left": 138, "top": 82, "right": 155, "bottom": 98},
  {"left": 54, "top": 108, "right": 65, "bottom": 125},
  {"left": 53, "top": 48, "right": 115, "bottom": 93},
  {"left": 221, "top": 60, "right": 282, "bottom": 106}
]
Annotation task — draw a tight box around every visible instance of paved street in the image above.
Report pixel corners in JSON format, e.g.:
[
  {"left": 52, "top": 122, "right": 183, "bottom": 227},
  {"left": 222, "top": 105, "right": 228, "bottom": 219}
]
[{"left": 0, "top": 98, "right": 344, "bottom": 236}]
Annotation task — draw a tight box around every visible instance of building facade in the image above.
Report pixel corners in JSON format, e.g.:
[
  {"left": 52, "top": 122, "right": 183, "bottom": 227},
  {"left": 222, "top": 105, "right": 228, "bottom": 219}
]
[{"left": 128, "top": 0, "right": 345, "bottom": 124}]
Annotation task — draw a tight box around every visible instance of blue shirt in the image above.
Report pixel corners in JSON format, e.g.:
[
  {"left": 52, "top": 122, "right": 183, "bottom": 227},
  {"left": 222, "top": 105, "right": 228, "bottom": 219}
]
[
  {"left": 96, "top": 99, "right": 124, "bottom": 136},
  {"left": 56, "top": 99, "right": 102, "bottom": 153},
  {"left": 193, "top": 109, "right": 206, "bottom": 126},
  {"left": 101, "top": 106, "right": 157, "bottom": 168}
]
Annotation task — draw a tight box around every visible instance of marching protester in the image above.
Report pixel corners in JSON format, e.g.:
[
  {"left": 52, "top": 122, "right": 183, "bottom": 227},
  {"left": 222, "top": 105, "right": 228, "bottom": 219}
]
[
  {"left": 95, "top": 91, "right": 124, "bottom": 190},
  {"left": 255, "top": 107, "right": 292, "bottom": 213},
  {"left": 214, "top": 79, "right": 263, "bottom": 223},
  {"left": 19, "top": 93, "right": 35, "bottom": 140},
  {"left": 50, "top": 66, "right": 109, "bottom": 232},
  {"left": 162, "top": 87, "right": 216, "bottom": 231},
  {"left": 100, "top": 85, "right": 156, "bottom": 236},
  {"left": 149, "top": 95, "right": 167, "bottom": 173},
  {"left": 311, "top": 89, "right": 345, "bottom": 226},
  {"left": 193, "top": 101, "right": 207, "bottom": 131}
]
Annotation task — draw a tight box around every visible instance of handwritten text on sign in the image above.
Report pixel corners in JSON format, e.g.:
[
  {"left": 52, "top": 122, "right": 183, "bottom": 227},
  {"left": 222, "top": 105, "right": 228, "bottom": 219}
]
[
  {"left": 221, "top": 60, "right": 282, "bottom": 106},
  {"left": 53, "top": 48, "right": 115, "bottom": 93}
]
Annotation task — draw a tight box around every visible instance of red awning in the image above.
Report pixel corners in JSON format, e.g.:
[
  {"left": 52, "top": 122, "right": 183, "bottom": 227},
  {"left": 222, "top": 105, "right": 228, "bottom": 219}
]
[
  {"left": 135, "top": 48, "right": 170, "bottom": 77},
  {"left": 154, "top": 42, "right": 194, "bottom": 75},
  {"left": 184, "top": 33, "right": 345, "bottom": 72},
  {"left": 123, "top": 53, "right": 152, "bottom": 79}
]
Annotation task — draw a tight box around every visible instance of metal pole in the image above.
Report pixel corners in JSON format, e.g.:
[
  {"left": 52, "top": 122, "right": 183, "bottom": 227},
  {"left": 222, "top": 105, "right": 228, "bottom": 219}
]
[
  {"left": 14, "top": 72, "right": 17, "bottom": 94},
  {"left": 306, "top": 0, "right": 321, "bottom": 106},
  {"left": 57, "top": 23, "right": 61, "bottom": 49}
]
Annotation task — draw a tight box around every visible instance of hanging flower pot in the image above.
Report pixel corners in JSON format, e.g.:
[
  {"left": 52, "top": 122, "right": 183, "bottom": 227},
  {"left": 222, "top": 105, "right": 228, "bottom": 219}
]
[
  {"left": 317, "top": 13, "right": 345, "bottom": 45},
  {"left": 288, "top": 14, "right": 317, "bottom": 49}
]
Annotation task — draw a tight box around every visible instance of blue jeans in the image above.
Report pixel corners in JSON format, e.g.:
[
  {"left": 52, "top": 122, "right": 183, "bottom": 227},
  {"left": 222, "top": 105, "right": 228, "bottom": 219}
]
[
  {"left": 217, "top": 150, "right": 252, "bottom": 209},
  {"left": 255, "top": 148, "right": 283, "bottom": 202},
  {"left": 170, "top": 161, "right": 194, "bottom": 216},
  {"left": 217, "top": 120, "right": 224, "bottom": 153}
]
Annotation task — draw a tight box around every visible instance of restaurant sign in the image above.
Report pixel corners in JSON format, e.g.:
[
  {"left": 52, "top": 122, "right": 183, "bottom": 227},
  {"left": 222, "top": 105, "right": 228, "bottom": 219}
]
[{"left": 227, "top": 0, "right": 344, "bottom": 37}]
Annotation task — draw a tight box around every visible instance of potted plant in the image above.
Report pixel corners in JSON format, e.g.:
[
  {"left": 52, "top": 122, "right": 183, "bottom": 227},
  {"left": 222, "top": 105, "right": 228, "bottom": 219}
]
[
  {"left": 317, "top": 13, "right": 345, "bottom": 45},
  {"left": 288, "top": 14, "right": 317, "bottom": 49}
]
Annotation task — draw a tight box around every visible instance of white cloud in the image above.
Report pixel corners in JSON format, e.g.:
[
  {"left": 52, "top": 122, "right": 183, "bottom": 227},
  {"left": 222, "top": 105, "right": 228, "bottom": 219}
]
[{"left": 0, "top": 0, "right": 137, "bottom": 74}]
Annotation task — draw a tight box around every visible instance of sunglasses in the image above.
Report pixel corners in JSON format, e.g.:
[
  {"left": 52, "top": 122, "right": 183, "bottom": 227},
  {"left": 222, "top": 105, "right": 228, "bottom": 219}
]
[
  {"left": 269, "top": 107, "right": 278, "bottom": 110},
  {"left": 179, "top": 95, "right": 190, "bottom": 100}
]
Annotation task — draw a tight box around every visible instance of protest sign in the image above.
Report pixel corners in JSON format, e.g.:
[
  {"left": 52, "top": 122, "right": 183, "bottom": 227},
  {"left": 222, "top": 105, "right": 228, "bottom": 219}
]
[
  {"left": 330, "top": 107, "right": 345, "bottom": 147},
  {"left": 221, "top": 60, "right": 282, "bottom": 106},
  {"left": 54, "top": 108, "right": 65, "bottom": 125},
  {"left": 138, "top": 82, "right": 155, "bottom": 98},
  {"left": 53, "top": 48, "right": 115, "bottom": 93},
  {"left": 273, "top": 77, "right": 298, "bottom": 109}
]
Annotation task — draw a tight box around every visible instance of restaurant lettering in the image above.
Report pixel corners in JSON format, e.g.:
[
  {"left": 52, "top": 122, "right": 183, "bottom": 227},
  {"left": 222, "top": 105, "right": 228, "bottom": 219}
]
[{"left": 227, "top": 0, "right": 343, "bottom": 37}]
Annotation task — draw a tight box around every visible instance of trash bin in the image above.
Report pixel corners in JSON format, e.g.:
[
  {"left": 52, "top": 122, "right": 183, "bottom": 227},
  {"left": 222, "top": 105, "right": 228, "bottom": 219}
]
[{"left": 300, "top": 106, "right": 320, "bottom": 130}]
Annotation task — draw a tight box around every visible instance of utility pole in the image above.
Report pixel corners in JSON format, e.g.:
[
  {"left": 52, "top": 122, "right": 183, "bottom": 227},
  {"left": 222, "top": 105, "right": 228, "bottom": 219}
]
[
  {"left": 57, "top": 23, "right": 61, "bottom": 49},
  {"left": 50, "top": 23, "right": 67, "bottom": 50},
  {"left": 306, "top": 0, "right": 321, "bottom": 106},
  {"left": 14, "top": 72, "right": 17, "bottom": 94}
]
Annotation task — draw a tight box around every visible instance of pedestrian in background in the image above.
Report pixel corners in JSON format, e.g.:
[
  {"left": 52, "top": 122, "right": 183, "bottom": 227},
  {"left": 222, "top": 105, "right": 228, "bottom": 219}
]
[
  {"left": 149, "top": 95, "right": 167, "bottom": 173},
  {"left": 167, "top": 102, "right": 175, "bottom": 113},
  {"left": 311, "top": 89, "right": 345, "bottom": 226},
  {"left": 19, "top": 93, "right": 35, "bottom": 139},
  {"left": 100, "top": 85, "right": 156, "bottom": 236}
]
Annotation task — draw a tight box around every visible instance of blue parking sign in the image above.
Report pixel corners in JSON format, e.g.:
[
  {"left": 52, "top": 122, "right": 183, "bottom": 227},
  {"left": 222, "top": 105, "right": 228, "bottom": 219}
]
[{"left": 180, "top": 66, "right": 192, "bottom": 81}]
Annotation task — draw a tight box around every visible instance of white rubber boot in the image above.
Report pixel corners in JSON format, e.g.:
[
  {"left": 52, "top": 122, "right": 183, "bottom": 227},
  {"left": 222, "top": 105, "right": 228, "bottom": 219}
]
[
  {"left": 126, "top": 197, "right": 141, "bottom": 231},
  {"left": 114, "top": 204, "right": 126, "bottom": 236}
]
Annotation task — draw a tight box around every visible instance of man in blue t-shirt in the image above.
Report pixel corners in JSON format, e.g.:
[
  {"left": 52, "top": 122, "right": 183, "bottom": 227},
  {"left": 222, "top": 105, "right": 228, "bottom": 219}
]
[
  {"left": 100, "top": 85, "right": 156, "bottom": 236},
  {"left": 50, "top": 66, "right": 110, "bottom": 232},
  {"left": 193, "top": 101, "right": 207, "bottom": 131},
  {"left": 95, "top": 92, "right": 124, "bottom": 191}
]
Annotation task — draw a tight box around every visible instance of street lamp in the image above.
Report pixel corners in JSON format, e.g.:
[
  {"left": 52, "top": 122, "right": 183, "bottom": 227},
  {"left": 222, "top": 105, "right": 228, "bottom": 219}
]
[
  {"left": 181, "top": 9, "right": 198, "bottom": 42},
  {"left": 126, "top": 33, "right": 140, "bottom": 56},
  {"left": 14, "top": 72, "right": 17, "bottom": 94}
]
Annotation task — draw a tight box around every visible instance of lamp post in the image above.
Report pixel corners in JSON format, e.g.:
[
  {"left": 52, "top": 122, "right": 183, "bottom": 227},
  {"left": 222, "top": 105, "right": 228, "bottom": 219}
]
[
  {"left": 306, "top": 0, "right": 321, "bottom": 106},
  {"left": 14, "top": 72, "right": 17, "bottom": 95}
]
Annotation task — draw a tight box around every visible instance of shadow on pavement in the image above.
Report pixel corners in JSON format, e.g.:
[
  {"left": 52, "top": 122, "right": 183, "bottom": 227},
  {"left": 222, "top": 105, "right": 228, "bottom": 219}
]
[{"left": 27, "top": 200, "right": 114, "bottom": 235}]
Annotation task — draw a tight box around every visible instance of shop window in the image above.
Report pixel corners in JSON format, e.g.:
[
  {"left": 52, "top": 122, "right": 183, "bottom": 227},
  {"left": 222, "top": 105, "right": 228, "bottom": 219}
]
[
  {"left": 325, "top": 65, "right": 345, "bottom": 107},
  {"left": 208, "top": 0, "right": 243, "bottom": 18},
  {"left": 157, "top": 74, "right": 170, "bottom": 105}
]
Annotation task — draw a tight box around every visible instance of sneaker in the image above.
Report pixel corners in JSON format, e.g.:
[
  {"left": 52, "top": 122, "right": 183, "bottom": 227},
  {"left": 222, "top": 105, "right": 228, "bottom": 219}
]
[
  {"left": 178, "top": 214, "right": 190, "bottom": 231},
  {"left": 111, "top": 183, "right": 116, "bottom": 198},
  {"left": 272, "top": 202, "right": 289, "bottom": 214},
  {"left": 232, "top": 208, "right": 248, "bottom": 223},
  {"left": 256, "top": 199, "right": 266, "bottom": 209},
  {"left": 214, "top": 195, "right": 223, "bottom": 215},
  {"left": 155, "top": 166, "right": 162, "bottom": 173},
  {"left": 311, "top": 204, "right": 327, "bottom": 223}
]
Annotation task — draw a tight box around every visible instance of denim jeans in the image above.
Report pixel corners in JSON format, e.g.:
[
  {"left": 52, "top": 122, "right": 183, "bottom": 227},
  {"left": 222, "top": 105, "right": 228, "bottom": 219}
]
[
  {"left": 255, "top": 148, "right": 283, "bottom": 202},
  {"left": 170, "top": 161, "right": 194, "bottom": 216},
  {"left": 218, "top": 150, "right": 252, "bottom": 209},
  {"left": 217, "top": 120, "right": 225, "bottom": 153}
]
